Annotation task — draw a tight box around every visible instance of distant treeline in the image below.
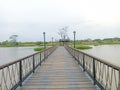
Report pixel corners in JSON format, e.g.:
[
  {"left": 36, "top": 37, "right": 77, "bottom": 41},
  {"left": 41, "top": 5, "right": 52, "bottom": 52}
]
[
  {"left": 72, "top": 37, "right": 120, "bottom": 45},
  {"left": 0, "top": 41, "right": 50, "bottom": 47},
  {"left": 0, "top": 37, "right": 120, "bottom": 47}
]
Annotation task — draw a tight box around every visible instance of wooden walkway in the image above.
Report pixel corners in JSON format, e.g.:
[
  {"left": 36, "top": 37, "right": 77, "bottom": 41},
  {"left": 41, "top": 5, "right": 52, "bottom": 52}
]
[{"left": 18, "top": 46, "right": 98, "bottom": 90}]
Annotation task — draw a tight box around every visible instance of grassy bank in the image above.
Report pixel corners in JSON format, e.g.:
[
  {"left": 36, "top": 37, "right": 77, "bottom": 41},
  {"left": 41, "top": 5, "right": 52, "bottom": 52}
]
[
  {"left": 72, "top": 45, "right": 92, "bottom": 50},
  {"left": 34, "top": 47, "right": 44, "bottom": 51}
]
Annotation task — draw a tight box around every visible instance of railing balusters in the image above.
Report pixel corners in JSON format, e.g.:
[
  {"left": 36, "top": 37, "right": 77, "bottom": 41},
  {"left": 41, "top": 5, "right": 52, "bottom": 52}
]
[
  {"left": 65, "top": 45, "right": 120, "bottom": 90},
  {"left": 0, "top": 46, "right": 57, "bottom": 90}
]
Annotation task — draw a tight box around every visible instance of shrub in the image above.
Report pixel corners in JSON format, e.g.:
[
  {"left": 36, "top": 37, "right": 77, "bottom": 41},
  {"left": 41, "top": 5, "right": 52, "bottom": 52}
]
[
  {"left": 34, "top": 47, "right": 44, "bottom": 51},
  {"left": 75, "top": 45, "right": 92, "bottom": 50}
]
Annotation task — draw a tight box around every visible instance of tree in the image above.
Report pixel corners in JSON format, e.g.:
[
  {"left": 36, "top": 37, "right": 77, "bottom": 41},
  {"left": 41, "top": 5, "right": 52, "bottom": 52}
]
[
  {"left": 58, "top": 26, "right": 70, "bottom": 42},
  {"left": 58, "top": 27, "right": 70, "bottom": 46},
  {"left": 9, "top": 35, "right": 18, "bottom": 46}
]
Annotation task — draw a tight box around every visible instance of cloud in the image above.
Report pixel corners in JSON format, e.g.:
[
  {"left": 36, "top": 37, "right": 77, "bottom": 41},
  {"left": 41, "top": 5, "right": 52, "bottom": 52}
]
[{"left": 0, "top": 0, "right": 120, "bottom": 41}]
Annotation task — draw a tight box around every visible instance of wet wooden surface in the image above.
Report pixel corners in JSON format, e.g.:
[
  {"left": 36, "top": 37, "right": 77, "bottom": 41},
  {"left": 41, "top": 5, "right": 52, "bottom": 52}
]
[{"left": 18, "top": 46, "right": 98, "bottom": 90}]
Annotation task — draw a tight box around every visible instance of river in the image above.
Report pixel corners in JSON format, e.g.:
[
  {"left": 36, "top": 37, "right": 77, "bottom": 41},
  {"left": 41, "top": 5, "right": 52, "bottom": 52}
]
[
  {"left": 81, "top": 45, "right": 120, "bottom": 66},
  {"left": 0, "top": 47, "right": 36, "bottom": 65}
]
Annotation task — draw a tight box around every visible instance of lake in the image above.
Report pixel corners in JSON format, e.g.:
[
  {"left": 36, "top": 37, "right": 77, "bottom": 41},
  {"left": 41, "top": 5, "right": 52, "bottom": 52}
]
[
  {"left": 82, "top": 45, "right": 120, "bottom": 66},
  {"left": 0, "top": 45, "right": 120, "bottom": 67},
  {"left": 0, "top": 47, "right": 36, "bottom": 65}
]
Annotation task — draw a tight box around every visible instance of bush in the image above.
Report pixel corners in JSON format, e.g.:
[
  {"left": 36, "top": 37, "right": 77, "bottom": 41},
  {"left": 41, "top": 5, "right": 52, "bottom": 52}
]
[
  {"left": 34, "top": 47, "right": 44, "bottom": 51},
  {"left": 75, "top": 45, "right": 92, "bottom": 50}
]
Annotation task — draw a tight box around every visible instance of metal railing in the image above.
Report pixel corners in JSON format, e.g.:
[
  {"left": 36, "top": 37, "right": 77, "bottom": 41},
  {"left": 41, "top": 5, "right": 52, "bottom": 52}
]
[
  {"left": 0, "top": 46, "right": 57, "bottom": 90},
  {"left": 65, "top": 45, "right": 120, "bottom": 90}
]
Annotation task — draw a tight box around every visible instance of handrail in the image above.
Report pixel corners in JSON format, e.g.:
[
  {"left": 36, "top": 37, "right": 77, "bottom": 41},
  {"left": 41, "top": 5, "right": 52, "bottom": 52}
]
[
  {"left": 0, "top": 46, "right": 57, "bottom": 90},
  {"left": 78, "top": 50, "right": 120, "bottom": 71},
  {"left": 65, "top": 45, "right": 120, "bottom": 90}
]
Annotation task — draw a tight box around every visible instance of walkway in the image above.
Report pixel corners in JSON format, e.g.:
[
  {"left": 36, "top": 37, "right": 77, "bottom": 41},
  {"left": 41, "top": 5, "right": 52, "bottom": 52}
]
[{"left": 18, "top": 46, "right": 98, "bottom": 90}]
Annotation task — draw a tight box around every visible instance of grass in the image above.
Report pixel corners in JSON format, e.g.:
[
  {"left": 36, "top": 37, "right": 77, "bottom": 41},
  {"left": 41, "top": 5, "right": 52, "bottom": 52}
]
[
  {"left": 75, "top": 45, "right": 92, "bottom": 50},
  {"left": 34, "top": 47, "right": 44, "bottom": 51}
]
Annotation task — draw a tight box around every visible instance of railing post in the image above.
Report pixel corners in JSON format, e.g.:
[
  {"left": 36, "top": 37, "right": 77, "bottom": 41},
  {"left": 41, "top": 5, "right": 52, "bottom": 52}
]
[
  {"left": 33, "top": 55, "right": 35, "bottom": 73},
  {"left": 44, "top": 50, "right": 46, "bottom": 61},
  {"left": 19, "top": 61, "right": 22, "bottom": 86},
  {"left": 72, "top": 49, "right": 73, "bottom": 56},
  {"left": 46, "top": 50, "right": 48, "bottom": 58},
  {"left": 118, "top": 71, "right": 120, "bottom": 90},
  {"left": 93, "top": 58, "right": 96, "bottom": 85},
  {"left": 77, "top": 51, "right": 80, "bottom": 65},
  {"left": 83, "top": 54, "right": 85, "bottom": 71},
  {"left": 40, "top": 53, "right": 41, "bottom": 66},
  {"left": 74, "top": 50, "right": 75, "bottom": 59},
  {"left": 45, "top": 50, "right": 47, "bottom": 59}
]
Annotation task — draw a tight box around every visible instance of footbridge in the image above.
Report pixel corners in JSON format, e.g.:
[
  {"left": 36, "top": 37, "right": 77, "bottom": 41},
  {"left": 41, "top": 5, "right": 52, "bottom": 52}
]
[{"left": 0, "top": 46, "right": 120, "bottom": 90}]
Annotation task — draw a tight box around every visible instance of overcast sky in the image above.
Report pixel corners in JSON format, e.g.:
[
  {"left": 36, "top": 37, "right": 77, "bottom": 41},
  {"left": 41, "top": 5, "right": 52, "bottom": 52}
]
[{"left": 0, "top": 0, "right": 120, "bottom": 42}]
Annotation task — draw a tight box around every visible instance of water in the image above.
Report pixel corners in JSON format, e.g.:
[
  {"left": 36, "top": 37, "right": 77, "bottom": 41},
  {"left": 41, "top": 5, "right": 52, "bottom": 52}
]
[
  {"left": 0, "top": 45, "right": 120, "bottom": 67},
  {"left": 0, "top": 47, "right": 36, "bottom": 65},
  {"left": 81, "top": 45, "right": 120, "bottom": 66}
]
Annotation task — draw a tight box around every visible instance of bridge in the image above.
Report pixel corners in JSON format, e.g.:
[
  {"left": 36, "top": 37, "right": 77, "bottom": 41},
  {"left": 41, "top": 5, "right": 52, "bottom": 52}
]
[{"left": 0, "top": 45, "right": 120, "bottom": 90}]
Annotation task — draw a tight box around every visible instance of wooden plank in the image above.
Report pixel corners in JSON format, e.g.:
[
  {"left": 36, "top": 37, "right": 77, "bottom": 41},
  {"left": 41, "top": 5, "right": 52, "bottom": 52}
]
[{"left": 18, "top": 46, "right": 98, "bottom": 90}]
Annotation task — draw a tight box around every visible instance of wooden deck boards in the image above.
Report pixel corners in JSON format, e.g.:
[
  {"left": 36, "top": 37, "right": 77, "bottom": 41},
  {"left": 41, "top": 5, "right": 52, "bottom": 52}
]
[{"left": 18, "top": 46, "right": 98, "bottom": 90}]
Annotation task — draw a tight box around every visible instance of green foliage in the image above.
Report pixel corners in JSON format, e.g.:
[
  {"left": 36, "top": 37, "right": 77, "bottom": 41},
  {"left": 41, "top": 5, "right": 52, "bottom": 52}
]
[
  {"left": 75, "top": 45, "right": 92, "bottom": 50},
  {"left": 0, "top": 41, "right": 45, "bottom": 47},
  {"left": 35, "top": 41, "right": 43, "bottom": 45},
  {"left": 0, "top": 40, "right": 18, "bottom": 47},
  {"left": 34, "top": 47, "right": 44, "bottom": 51},
  {"left": 1, "top": 37, "right": 120, "bottom": 47},
  {"left": 68, "top": 37, "right": 120, "bottom": 46}
]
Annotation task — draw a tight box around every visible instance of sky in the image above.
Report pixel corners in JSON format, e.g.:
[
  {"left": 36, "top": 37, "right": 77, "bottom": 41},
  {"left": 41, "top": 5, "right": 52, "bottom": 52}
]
[{"left": 0, "top": 0, "right": 120, "bottom": 42}]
